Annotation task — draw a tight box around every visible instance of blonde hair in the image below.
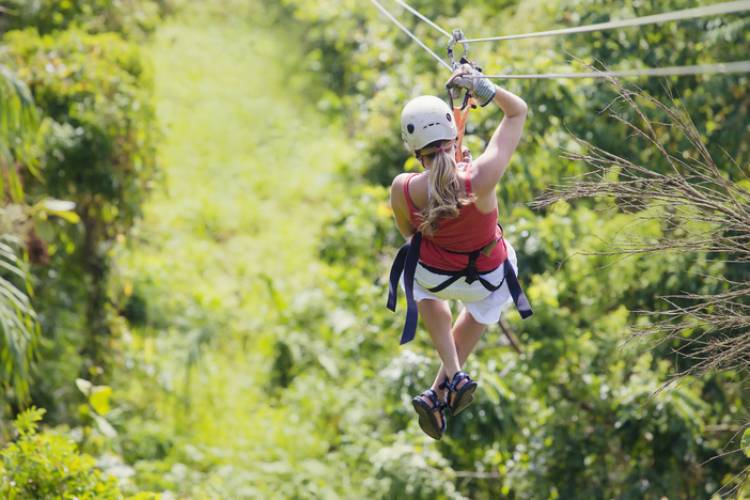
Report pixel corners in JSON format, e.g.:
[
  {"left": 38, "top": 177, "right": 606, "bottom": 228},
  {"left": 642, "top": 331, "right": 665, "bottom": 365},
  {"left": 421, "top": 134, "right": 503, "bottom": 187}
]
[{"left": 417, "top": 141, "right": 473, "bottom": 235}]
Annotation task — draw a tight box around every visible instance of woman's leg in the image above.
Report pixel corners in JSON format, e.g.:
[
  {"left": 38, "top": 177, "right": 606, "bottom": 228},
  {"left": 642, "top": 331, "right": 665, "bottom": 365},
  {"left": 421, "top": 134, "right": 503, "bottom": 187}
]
[
  {"left": 418, "top": 299, "right": 461, "bottom": 379},
  {"left": 430, "top": 307, "right": 487, "bottom": 399}
]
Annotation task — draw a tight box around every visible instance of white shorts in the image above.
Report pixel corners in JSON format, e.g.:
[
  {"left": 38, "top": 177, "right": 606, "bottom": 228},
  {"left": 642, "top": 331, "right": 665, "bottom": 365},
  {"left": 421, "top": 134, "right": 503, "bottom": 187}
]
[{"left": 401, "top": 241, "right": 519, "bottom": 325}]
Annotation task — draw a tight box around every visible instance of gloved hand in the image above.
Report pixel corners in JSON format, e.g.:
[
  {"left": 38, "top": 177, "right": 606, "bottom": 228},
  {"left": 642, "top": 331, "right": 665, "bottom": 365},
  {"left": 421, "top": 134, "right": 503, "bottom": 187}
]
[{"left": 446, "top": 63, "right": 496, "bottom": 107}]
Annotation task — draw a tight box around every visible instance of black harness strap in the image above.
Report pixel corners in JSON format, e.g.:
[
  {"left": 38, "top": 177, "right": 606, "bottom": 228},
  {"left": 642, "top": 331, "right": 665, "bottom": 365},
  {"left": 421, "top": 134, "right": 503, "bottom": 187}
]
[
  {"left": 422, "top": 249, "right": 505, "bottom": 294},
  {"left": 387, "top": 232, "right": 533, "bottom": 344}
]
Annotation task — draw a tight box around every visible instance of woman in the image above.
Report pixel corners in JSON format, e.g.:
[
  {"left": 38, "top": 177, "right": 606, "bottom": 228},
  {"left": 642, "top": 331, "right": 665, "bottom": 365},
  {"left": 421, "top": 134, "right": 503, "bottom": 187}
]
[{"left": 388, "top": 64, "right": 531, "bottom": 440}]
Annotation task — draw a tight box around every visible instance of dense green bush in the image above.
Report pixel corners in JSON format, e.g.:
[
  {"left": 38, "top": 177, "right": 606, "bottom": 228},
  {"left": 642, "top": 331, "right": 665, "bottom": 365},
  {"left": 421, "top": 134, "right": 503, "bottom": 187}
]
[
  {"left": 4, "top": 28, "right": 156, "bottom": 212},
  {"left": 0, "top": 26, "right": 157, "bottom": 418},
  {"left": 0, "top": 235, "right": 38, "bottom": 407},
  {"left": 1, "top": 1, "right": 162, "bottom": 497},
  {"left": 0, "top": 407, "right": 122, "bottom": 499},
  {"left": 0, "top": 0, "right": 170, "bottom": 38}
]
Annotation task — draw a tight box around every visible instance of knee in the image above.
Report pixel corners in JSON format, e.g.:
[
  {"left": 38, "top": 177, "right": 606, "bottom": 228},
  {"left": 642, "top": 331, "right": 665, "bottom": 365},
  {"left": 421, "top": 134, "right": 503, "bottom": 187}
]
[
  {"left": 420, "top": 300, "right": 452, "bottom": 323},
  {"left": 465, "top": 311, "right": 484, "bottom": 327}
]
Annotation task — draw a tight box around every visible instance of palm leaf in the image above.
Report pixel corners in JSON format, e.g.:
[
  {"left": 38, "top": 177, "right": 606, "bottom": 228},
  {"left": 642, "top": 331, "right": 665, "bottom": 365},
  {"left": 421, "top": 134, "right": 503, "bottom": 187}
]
[
  {"left": 0, "top": 235, "right": 38, "bottom": 402},
  {"left": 0, "top": 64, "right": 40, "bottom": 203}
]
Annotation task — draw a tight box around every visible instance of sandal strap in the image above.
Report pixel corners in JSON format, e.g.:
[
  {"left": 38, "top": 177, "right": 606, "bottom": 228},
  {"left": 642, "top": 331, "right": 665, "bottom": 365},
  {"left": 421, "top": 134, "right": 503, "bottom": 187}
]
[
  {"left": 447, "top": 371, "right": 472, "bottom": 392},
  {"left": 438, "top": 377, "right": 449, "bottom": 391},
  {"left": 421, "top": 389, "right": 440, "bottom": 408}
]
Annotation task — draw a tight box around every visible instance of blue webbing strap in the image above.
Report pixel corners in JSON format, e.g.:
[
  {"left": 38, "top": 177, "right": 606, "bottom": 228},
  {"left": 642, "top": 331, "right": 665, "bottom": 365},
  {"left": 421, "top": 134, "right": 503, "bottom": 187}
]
[
  {"left": 386, "top": 232, "right": 423, "bottom": 344},
  {"left": 386, "top": 245, "right": 408, "bottom": 311},
  {"left": 504, "top": 260, "right": 533, "bottom": 319}
]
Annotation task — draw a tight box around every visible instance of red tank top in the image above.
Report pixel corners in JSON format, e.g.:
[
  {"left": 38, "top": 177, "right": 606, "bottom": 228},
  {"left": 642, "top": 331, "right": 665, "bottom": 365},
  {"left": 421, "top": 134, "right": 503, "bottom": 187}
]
[{"left": 403, "top": 166, "right": 507, "bottom": 272}]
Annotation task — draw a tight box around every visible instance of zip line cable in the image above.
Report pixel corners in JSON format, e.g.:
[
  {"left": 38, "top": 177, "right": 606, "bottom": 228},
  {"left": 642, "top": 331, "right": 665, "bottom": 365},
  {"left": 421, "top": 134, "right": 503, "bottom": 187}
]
[
  {"left": 392, "top": 0, "right": 450, "bottom": 37},
  {"left": 474, "top": 60, "right": 750, "bottom": 80},
  {"left": 370, "top": 0, "right": 750, "bottom": 80},
  {"left": 369, "top": 0, "right": 452, "bottom": 71},
  {"left": 463, "top": 0, "right": 750, "bottom": 43}
]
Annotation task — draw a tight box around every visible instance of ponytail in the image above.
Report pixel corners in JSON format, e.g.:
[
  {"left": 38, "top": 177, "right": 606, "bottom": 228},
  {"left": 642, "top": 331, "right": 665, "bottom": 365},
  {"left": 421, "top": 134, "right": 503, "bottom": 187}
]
[{"left": 418, "top": 144, "right": 473, "bottom": 235}]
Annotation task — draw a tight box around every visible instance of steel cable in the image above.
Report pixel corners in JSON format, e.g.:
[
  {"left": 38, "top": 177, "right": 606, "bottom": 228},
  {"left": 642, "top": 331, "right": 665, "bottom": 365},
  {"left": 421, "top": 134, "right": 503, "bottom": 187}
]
[
  {"left": 392, "top": 0, "right": 451, "bottom": 38},
  {"left": 473, "top": 60, "right": 750, "bottom": 80},
  {"left": 369, "top": 0, "right": 452, "bottom": 71},
  {"left": 463, "top": 0, "right": 750, "bottom": 43},
  {"left": 369, "top": 0, "right": 750, "bottom": 80}
]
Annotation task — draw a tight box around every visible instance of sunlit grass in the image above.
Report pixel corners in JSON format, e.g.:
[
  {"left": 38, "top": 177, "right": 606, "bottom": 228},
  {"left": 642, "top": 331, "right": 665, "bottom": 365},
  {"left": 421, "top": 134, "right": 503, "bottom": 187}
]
[{"left": 115, "top": 3, "right": 354, "bottom": 494}]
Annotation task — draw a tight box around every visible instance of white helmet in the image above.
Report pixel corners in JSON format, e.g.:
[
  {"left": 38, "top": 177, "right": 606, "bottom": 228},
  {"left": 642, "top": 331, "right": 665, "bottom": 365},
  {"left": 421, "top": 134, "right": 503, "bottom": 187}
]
[{"left": 400, "top": 95, "right": 457, "bottom": 153}]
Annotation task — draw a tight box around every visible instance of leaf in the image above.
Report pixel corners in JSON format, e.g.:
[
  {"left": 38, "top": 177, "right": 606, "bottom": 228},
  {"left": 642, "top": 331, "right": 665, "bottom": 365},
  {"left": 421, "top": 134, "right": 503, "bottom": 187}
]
[
  {"left": 75, "top": 378, "right": 92, "bottom": 396},
  {"left": 13, "top": 407, "right": 45, "bottom": 437},
  {"left": 92, "top": 413, "right": 117, "bottom": 438},
  {"left": 89, "top": 385, "right": 112, "bottom": 415},
  {"left": 0, "top": 237, "right": 38, "bottom": 402},
  {"left": 741, "top": 427, "right": 750, "bottom": 458},
  {"left": 34, "top": 198, "right": 80, "bottom": 224},
  {"left": 41, "top": 199, "right": 76, "bottom": 212}
]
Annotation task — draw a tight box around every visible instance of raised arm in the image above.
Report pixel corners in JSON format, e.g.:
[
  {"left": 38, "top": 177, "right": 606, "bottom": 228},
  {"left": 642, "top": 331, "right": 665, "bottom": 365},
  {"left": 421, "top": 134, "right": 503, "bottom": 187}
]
[
  {"left": 471, "top": 86, "right": 527, "bottom": 196},
  {"left": 447, "top": 65, "right": 528, "bottom": 197}
]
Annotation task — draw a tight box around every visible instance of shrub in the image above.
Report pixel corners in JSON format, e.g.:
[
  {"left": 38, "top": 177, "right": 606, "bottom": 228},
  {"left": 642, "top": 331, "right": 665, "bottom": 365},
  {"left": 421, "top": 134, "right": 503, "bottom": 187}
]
[
  {"left": 0, "top": 0, "right": 169, "bottom": 38},
  {"left": 3, "top": 28, "right": 157, "bottom": 217},
  {"left": 0, "top": 407, "right": 123, "bottom": 499}
]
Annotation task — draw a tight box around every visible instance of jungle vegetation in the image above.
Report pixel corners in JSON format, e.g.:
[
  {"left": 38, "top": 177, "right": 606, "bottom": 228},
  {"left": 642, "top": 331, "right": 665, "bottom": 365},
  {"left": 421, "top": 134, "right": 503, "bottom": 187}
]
[{"left": 0, "top": 0, "right": 748, "bottom": 497}]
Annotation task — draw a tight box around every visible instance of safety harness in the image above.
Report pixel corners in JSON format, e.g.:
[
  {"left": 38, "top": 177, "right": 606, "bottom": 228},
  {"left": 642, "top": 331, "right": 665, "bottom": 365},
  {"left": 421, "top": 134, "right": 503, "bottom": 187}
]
[
  {"left": 419, "top": 237, "right": 503, "bottom": 294},
  {"left": 387, "top": 231, "right": 533, "bottom": 345}
]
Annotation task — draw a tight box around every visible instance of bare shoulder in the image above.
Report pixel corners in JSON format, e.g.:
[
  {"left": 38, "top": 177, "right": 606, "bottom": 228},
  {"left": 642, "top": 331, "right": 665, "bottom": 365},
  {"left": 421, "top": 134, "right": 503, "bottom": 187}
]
[
  {"left": 391, "top": 172, "right": 412, "bottom": 189},
  {"left": 390, "top": 173, "right": 411, "bottom": 204}
]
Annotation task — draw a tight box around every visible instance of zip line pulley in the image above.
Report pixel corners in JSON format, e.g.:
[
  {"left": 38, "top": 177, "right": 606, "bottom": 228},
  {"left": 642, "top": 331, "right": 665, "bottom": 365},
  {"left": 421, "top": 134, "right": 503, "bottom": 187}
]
[{"left": 447, "top": 29, "right": 478, "bottom": 164}]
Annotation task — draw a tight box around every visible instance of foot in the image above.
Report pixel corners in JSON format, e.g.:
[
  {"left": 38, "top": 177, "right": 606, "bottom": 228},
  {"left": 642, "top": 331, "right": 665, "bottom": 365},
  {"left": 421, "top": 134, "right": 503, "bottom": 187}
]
[
  {"left": 441, "top": 371, "right": 477, "bottom": 416},
  {"left": 419, "top": 392, "right": 446, "bottom": 430},
  {"left": 411, "top": 389, "right": 446, "bottom": 440}
]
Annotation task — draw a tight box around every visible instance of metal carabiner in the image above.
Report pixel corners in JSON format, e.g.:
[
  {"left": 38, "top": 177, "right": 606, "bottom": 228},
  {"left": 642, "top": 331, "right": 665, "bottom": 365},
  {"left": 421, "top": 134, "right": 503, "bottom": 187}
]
[
  {"left": 447, "top": 29, "right": 468, "bottom": 70},
  {"left": 446, "top": 29, "right": 474, "bottom": 111},
  {"left": 445, "top": 29, "right": 478, "bottom": 163}
]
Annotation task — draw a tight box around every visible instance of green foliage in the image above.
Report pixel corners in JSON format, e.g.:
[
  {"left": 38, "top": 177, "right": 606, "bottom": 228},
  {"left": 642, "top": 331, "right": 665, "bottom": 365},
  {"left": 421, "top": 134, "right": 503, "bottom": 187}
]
[
  {"left": 0, "top": 0, "right": 169, "bottom": 38},
  {"left": 0, "top": 25, "right": 158, "bottom": 418},
  {"left": 0, "top": 235, "right": 38, "bottom": 403},
  {"left": 0, "top": 407, "right": 123, "bottom": 499},
  {"left": 4, "top": 28, "right": 157, "bottom": 218},
  {"left": 365, "top": 441, "right": 467, "bottom": 499},
  {"left": 0, "top": 0, "right": 747, "bottom": 498},
  {"left": 319, "top": 184, "right": 398, "bottom": 276},
  {"left": 0, "top": 64, "right": 41, "bottom": 201},
  {"left": 263, "top": 0, "right": 750, "bottom": 497}
]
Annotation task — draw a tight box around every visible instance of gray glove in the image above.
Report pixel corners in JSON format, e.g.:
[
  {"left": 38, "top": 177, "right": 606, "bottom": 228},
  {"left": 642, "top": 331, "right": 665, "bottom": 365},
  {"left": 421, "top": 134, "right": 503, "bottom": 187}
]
[{"left": 447, "top": 63, "right": 496, "bottom": 107}]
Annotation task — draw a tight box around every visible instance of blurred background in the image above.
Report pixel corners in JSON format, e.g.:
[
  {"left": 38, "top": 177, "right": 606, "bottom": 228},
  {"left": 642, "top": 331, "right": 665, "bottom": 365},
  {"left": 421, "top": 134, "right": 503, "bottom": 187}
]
[{"left": 0, "top": 0, "right": 748, "bottom": 498}]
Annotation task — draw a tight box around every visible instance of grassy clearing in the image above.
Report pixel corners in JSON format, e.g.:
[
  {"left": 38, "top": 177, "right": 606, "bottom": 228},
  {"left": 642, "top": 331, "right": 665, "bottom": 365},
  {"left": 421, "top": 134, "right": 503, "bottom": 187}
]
[{"left": 114, "top": 3, "right": 355, "bottom": 495}]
